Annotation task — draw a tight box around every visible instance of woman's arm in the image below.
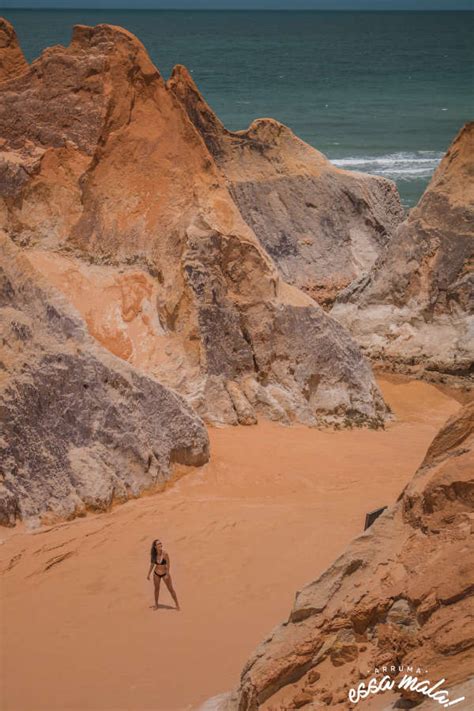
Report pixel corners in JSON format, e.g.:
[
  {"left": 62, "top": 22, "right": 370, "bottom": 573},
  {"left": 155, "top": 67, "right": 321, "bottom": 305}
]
[
  {"left": 147, "top": 562, "right": 155, "bottom": 580},
  {"left": 164, "top": 552, "right": 170, "bottom": 573}
]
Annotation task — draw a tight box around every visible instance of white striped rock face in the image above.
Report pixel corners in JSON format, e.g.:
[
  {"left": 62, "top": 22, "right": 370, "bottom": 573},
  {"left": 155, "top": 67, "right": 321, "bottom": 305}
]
[{"left": 0, "top": 22, "right": 388, "bottom": 429}]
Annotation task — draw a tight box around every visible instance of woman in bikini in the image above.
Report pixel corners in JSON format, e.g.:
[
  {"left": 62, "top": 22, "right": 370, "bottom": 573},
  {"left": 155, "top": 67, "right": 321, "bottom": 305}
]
[{"left": 147, "top": 539, "right": 180, "bottom": 611}]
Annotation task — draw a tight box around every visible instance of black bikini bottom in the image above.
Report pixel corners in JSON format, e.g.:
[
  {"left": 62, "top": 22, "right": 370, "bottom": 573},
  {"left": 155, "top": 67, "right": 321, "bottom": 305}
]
[{"left": 154, "top": 571, "right": 167, "bottom": 578}]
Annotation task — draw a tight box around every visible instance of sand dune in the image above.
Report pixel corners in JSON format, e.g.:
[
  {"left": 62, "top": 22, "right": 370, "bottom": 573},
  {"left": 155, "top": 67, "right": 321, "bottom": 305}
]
[{"left": 0, "top": 377, "right": 463, "bottom": 711}]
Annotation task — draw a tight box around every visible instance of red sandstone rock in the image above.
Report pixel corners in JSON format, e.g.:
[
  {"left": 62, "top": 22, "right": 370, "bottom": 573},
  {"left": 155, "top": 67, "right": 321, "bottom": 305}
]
[
  {"left": 0, "top": 18, "right": 28, "bottom": 82},
  {"left": 168, "top": 64, "right": 404, "bottom": 308},
  {"left": 213, "top": 402, "right": 474, "bottom": 710},
  {"left": 0, "top": 22, "right": 388, "bottom": 428},
  {"left": 0, "top": 233, "right": 209, "bottom": 527}
]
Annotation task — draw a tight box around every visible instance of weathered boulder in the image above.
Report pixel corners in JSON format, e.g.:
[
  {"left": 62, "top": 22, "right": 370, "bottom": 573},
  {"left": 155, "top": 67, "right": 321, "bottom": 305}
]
[
  {"left": 168, "top": 64, "right": 404, "bottom": 307},
  {"left": 0, "top": 234, "right": 209, "bottom": 527},
  {"left": 0, "top": 22, "right": 388, "bottom": 428},
  {"left": 332, "top": 123, "right": 474, "bottom": 385},
  {"left": 213, "top": 401, "right": 474, "bottom": 709}
]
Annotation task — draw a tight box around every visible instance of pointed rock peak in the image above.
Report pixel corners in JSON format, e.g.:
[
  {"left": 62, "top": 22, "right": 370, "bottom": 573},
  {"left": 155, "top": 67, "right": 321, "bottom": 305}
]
[
  {"left": 70, "top": 23, "right": 161, "bottom": 80},
  {"left": 241, "top": 117, "right": 296, "bottom": 145},
  {"left": 168, "top": 66, "right": 292, "bottom": 149},
  {"left": 449, "top": 120, "right": 474, "bottom": 153},
  {"left": 72, "top": 22, "right": 146, "bottom": 51},
  {"left": 433, "top": 121, "right": 474, "bottom": 180},
  {"left": 414, "top": 120, "right": 474, "bottom": 215},
  {"left": 0, "top": 22, "right": 168, "bottom": 162},
  {"left": 0, "top": 17, "right": 28, "bottom": 82},
  {"left": 167, "top": 63, "right": 226, "bottom": 140},
  {"left": 169, "top": 63, "right": 197, "bottom": 90}
]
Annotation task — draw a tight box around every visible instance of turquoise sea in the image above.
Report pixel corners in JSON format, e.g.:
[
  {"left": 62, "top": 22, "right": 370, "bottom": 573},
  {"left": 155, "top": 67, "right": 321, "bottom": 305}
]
[{"left": 4, "top": 10, "right": 474, "bottom": 206}]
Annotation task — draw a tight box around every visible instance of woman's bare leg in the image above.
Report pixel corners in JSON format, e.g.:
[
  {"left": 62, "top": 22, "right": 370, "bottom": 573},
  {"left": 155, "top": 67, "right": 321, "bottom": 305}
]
[
  {"left": 164, "top": 574, "right": 180, "bottom": 610},
  {"left": 153, "top": 575, "right": 161, "bottom": 609}
]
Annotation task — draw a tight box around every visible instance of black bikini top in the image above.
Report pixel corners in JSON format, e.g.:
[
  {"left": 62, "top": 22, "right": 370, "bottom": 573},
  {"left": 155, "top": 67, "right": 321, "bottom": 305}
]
[{"left": 157, "top": 556, "right": 166, "bottom": 565}]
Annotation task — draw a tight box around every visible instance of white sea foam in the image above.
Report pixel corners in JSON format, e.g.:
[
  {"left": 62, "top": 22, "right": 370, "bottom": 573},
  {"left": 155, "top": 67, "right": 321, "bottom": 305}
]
[{"left": 331, "top": 151, "right": 443, "bottom": 181}]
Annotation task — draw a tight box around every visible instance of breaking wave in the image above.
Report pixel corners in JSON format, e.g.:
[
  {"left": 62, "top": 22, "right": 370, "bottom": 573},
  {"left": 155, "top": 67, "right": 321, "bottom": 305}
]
[{"left": 331, "top": 151, "right": 443, "bottom": 181}]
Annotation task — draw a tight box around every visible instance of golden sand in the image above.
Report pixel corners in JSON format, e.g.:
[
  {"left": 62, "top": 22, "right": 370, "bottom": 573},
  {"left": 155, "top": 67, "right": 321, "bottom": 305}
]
[{"left": 0, "top": 377, "right": 463, "bottom": 711}]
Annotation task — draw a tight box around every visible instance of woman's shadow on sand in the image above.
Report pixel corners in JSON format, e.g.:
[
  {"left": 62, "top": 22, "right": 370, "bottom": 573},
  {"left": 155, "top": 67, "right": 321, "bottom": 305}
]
[{"left": 149, "top": 603, "right": 178, "bottom": 611}]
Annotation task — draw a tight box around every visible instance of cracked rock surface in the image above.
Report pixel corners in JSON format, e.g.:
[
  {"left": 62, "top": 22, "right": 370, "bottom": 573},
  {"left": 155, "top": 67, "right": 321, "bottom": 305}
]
[{"left": 0, "top": 21, "right": 388, "bottom": 428}]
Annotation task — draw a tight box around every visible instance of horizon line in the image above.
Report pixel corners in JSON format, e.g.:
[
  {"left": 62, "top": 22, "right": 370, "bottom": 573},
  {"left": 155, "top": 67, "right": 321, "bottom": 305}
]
[{"left": 3, "top": 6, "right": 473, "bottom": 10}]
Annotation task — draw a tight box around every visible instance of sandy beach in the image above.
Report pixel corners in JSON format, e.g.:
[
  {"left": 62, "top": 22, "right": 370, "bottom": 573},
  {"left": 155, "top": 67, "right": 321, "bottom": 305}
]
[
  {"left": 0, "top": 377, "right": 464, "bottom": 711},
  {"left": 1, "top": 11, "right": 472, "bottom": 711}
]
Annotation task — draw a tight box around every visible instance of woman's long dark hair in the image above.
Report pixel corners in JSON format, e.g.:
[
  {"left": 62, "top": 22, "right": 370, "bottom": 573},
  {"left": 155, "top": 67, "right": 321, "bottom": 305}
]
[{"left": 150, "top": 539, "right": 161, "bottom": 564}]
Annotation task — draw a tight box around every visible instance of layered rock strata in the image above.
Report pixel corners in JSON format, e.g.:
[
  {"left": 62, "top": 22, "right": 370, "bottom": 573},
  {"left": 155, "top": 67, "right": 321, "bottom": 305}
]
[
  {"left": 0, "top": 18, "right": 27, "bottom": 82},
  {"left": 0, "top": 234, "right": 209, "bottom": 527},
  {"left": 0, "top": 22, "right": 388, "bottom": 428},
  {"left": 332, "top": 123, "right": 474, "bottom": 385},
  {"left": 168, "top": 64, "right": 404, "bottom": 307}
]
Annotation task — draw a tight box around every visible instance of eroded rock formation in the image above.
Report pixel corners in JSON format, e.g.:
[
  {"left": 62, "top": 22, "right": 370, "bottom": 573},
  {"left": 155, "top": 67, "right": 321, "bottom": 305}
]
[
  {"left": 0, "top": 22, "right": 388, "bottom": 428},
  {"left": 168, "top": 64, "right": 404, "bottom": 307},
  {"left": 212, "top": 402, "right": 474, "bottom": 710},
  {"left": 0, "top": 234, "right": 209, "bottom": 527},
  {"left": 0, "top": 18, "right": 27, "bottom": 82},
  {"left": 332, "top": 123, "right": 474, "bottom": 385}
]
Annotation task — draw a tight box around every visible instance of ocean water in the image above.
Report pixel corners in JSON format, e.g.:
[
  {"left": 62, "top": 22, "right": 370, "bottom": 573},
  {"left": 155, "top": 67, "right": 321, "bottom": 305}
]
[{"left": 4, "top": 10, "right": 473, "bottom": 207}]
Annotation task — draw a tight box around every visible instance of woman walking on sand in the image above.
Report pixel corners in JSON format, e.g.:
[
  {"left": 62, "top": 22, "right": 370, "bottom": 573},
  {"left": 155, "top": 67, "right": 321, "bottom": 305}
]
[{"left": 147, "top": 539, "right": 180, "bottom": 611}]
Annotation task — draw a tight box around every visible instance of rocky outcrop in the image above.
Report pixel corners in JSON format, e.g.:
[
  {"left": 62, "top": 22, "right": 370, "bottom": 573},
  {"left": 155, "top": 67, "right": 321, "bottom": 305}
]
[
  {"left": 0, "top": 234, "right": 209, "bottom": 527},
  {"left": 168, "top": 65, "right": 404, "bottom": 307},
  {"left": 0, "top": 18, "right": 28, "bottom": 83},
  {"left": 332, "top": 123, "right": 474, "bottom": 385},
  {"left": 213, "top": 402, "right": 474, "bottom": 709},
  {"left": 0, "top": 22, "right": 388, "bottom": 428}
]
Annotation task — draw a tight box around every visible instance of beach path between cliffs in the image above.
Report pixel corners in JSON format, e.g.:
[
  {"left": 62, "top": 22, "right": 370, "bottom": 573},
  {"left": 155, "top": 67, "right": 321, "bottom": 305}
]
[{"left": 0, "top": 377, "right": 464, "bottom": 711}]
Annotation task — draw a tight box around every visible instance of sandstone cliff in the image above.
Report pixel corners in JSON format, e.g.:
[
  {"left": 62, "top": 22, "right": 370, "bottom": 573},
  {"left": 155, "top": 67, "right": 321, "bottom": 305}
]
[
  {"left": 0, "top": 234, "right": 209, "bottom": 527},
  {"left": 0, "top": 18, "right": 27, "bottom": 82},
  {"left": 168, "top": 65, "right": 404, "bottom": 307},
  {"left": 332, "top": 123, "right": 474, "bottom": 385},
  {"left": 213, "top": 401, "right": 474, "bottom": 710},
  {"left": 0, "top": 22, "right": 388, "bottom": 428}
]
